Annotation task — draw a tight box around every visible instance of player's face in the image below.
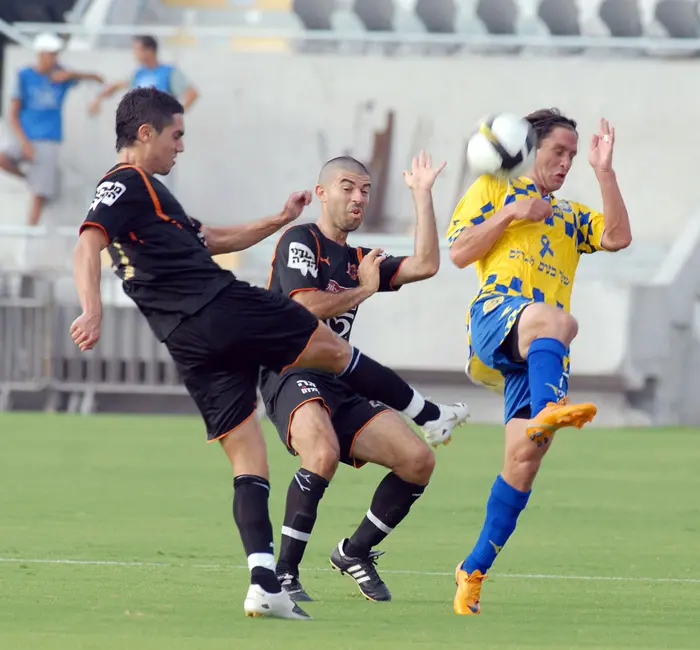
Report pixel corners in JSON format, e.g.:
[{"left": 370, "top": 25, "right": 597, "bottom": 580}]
[
  {"left": 133, "top": 42, "right": 155, "bottom": 66},
  {"left": 535, "top": 126, "right": 578, "bottom": 193},
  {"left": 37, "top": 52, "right": 58, "bottom": 72},
  {"left": 320, "top": 171, "right": 372, "bottom": 233},
  {"left": 148, "top": 113, "right": 185, "bottom": 175}
]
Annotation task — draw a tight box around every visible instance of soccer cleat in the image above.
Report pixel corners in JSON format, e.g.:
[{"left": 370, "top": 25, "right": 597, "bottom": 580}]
[
  {"left": 421, "top": 402, "right": 470, "bottom": 447},
  {"left": 329, "top": 539, "right": 392, "bottom": 602},
  {"left": 454, "top": 565, "right": 487, "bottom": 615},
  {"left": 526, "top": 398, "right": 597, "bottom": 446},
  {"left": 278, "top": 572, "right": 313, "bottom": 602},
  {"left": 243, "top": 583, "right": 311, "bottom": 620}
]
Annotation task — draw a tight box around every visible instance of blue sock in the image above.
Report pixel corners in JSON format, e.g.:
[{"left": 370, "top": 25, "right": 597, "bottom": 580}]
[
  {"left": 527, "top": 337, "right": 567, "bottom": 416},
  {"left": 463, "top": 475, "right": 531, "bottom": 574}
]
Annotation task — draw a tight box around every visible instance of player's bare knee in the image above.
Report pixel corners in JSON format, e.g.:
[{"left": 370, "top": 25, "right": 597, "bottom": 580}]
[
  {"left": 518, "top": 303, "right": 578, "bottom": 353},
  {"left": 290, "top": 403, "right": 340, "bottom": 479},
  {"left": 303, "top": 323, "right": 352, "bottom": 373},
  {"left": 395, "top": 443, "right": 435, "bottom": 486},
  {"left": 299, "top": 441, "right": 340, "bottom": 480}
]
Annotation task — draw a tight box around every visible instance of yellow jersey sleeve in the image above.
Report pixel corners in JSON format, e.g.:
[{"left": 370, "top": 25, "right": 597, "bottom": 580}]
[
  {"left": 446, "top": 175, "right": 503, "bottom": 246},
  {"left": 572, "top": 201, "right": 606, "bottom": 255}
]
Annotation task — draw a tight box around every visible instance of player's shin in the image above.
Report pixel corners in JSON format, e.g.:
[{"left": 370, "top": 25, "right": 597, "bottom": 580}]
[
  {"left": 232, "top": 475, "right": 280, "bottom": 593},
  {"left": 345, "top": 472, "right": 426, "bottom": 558},
  {"left": 526, "top": 337, "right": 568, "bottom": 415},
  {"left": 337, "top": 348, "right": 440, "bottom": 424},
  {"left": 462, "top": 475, "right": 530, "bottom": 574},
  {"left": 277, "top": 469, "right": 329, "bottom": 577}
]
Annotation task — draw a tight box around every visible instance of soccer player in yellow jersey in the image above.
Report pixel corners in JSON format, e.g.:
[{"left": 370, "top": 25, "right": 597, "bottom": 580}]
[{"left": 446, "top": 109, "right": 632, "bottom": 615}]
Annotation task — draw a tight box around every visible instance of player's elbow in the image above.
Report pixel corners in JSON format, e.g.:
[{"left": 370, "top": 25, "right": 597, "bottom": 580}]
[
  {"left": 417, "top": 258, "right": 440, "bottom": 280},
  {"left": 449, "top": 246, "right": 471, "bottom": 269},
  {"left": 605, "top": 233, "right": 632, "bottom": 252}
]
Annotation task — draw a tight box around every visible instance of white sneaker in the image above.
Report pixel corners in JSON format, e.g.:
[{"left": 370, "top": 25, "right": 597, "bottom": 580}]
[
  {"left": 243, "top": 584, "right": 312, "bottom": 620},
  {"left": 420, "top": 402, "right": 470, "bottom": 447}
]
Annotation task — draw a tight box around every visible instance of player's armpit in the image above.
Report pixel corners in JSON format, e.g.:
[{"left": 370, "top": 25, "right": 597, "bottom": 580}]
[{"left": 293, "top": 285, "right": 372, "bottom": 320}]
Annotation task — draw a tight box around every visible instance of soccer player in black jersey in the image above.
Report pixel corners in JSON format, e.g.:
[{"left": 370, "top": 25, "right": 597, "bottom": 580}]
[
  {"left": 70, "top": 87, "right": 468, "bottom": 620},
  {"left": 260, "top": 153, "right": 469, "bottom": 603}
]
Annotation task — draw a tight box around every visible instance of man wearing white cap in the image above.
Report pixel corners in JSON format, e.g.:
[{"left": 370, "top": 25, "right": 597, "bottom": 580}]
[{"left": 0, "top": 33, "right": 104, "bottom": 226}]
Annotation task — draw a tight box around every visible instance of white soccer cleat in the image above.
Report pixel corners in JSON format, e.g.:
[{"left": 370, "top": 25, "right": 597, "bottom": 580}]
[
  {"left": 243, "top": 584, "right": 312, "bottom": 620},
  {"left": 420, "top": 402, "right": 470, "bottom": 447}
]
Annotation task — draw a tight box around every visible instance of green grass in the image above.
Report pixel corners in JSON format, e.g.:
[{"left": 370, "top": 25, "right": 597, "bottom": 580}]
[{"left": 1, "top": 413, "right": 699, "bottom": 649}]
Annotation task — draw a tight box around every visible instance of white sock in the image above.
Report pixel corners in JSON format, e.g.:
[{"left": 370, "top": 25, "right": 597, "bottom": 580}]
[
  {"left": 401, "top": 389, "right": 426, "bottom": 419},
  {"left": 247, "top": 553, "right": 276, "bottom": 572}
]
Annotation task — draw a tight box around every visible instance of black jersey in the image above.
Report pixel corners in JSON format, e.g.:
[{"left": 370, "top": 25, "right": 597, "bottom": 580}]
[
  {"left": 80, "top": 164, "right": 235, "bottom": 341},
  {"left": 260, "top": 223, "right": 407, "bottom": 401},
  {"left": 266, "top": 223, "right": 406, "bottom": 340}
]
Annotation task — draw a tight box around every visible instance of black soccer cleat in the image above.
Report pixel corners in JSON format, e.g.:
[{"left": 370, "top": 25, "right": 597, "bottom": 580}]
[
  {"left": 277, "top": 572, "right": 313, "bottom": 602},
  {"left": 329, "top": 539, "right": 392, "bottom": 602}
]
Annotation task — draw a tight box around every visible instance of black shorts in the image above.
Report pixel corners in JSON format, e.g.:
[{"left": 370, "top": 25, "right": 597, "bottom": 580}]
[
  {"left": 265, "top": 370, "right": 390, "bottom": 468},
  {"left": 165, "top": 281, "right": 319, "bottom": 441}
]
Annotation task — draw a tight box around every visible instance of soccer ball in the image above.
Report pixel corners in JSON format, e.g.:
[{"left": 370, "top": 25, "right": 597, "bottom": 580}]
[{"left": 466, "top": 114, "right": 537, "bottom": 178}]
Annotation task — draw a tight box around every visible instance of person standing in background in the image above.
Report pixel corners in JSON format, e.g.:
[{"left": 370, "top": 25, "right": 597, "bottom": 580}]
[
  {"left": 89, "top": 35, "right": 199, "bottom": 115},
  {"left": 0, "top": 32, "right": 104, "bottom": 226}
]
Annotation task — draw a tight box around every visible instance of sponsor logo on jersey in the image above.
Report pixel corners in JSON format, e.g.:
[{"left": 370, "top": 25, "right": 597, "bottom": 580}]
[
  {"left": 325, "top": 279, "right": 352, "bottom": 293},
  {"left": 288, "top": 241, "right": 318, "bottom": 278},
  {"left": 90, "top": 181, "right": 127, "bottom": 211}
]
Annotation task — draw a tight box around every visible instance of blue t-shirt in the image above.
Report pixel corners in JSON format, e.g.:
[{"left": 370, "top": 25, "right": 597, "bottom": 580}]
[
  {"left": 131, "top": 64, "right": 189, "bottom": 97},
  {"left": 12, "top": 67, "right": 77, "bottom": 142}
]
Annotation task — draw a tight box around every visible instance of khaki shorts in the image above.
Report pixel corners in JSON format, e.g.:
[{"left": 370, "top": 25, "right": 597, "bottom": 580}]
[{"left": 1, "top": 135, "right": 61, "bottom": 199}]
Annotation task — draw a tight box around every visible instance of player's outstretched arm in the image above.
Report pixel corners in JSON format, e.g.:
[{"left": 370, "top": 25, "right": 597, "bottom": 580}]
[
  {"left": 71, "top": 228, "right": 107, "bottom": 351},
  {"left": 52, "top": 69, "right": 105, "bottom": 85},
  {"left": 392, "top": 151, "right": 445, "bottom": 287},
  {"left": 293, "top": 248, "right": 383, "bottom": 320},
  {"left": 202, "top": 191, "right": 312, "bottom": 256},
  {"left": 589, "top": 119, "right": 632, "bottom": 251}
]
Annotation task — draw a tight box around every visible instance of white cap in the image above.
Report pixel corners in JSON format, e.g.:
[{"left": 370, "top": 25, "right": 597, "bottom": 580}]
[{"left": 33, "top": 32, "right": 64, "bottom": 54}]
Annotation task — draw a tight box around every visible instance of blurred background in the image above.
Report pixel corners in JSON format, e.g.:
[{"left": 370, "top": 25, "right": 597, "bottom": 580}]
[{"left": 0, "top": 0, "right": 699, "bottom": 427}]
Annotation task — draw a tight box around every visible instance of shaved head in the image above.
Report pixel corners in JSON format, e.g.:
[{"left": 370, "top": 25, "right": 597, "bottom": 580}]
[
  {"left": 318, "top": 156, "right": 370, "bottom": 185},
  {"left": 315, "top": 156, "right": 372, "bottom": 239}
]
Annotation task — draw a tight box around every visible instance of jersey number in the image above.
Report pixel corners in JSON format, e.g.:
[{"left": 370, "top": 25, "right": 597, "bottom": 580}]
[{"left": 325, "top": 311, "right": 356, "bottom": 340}]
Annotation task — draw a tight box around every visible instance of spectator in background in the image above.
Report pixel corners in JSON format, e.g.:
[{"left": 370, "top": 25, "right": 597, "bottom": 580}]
[
  {"left": 89, "top": 35, "right": 199, "bottom": 115},
  {"left": 0, "top": 32, "right": 104, "bottom": 226}
]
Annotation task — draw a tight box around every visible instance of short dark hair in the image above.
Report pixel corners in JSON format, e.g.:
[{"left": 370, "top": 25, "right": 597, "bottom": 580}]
[
  {"left": 115, "top": 87, "right": 184, "bottom": 151},
  {"left": 526, "top": 108, "right": 577, "bottom": 142},
  {"left": 133, "top": 35, "right": 158, "bottom": 52},
  {"left": 319, "top": 156, "right": 370, "bottom": 184}
]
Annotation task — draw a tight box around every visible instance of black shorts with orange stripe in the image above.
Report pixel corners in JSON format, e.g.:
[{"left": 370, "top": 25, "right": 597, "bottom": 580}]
[
  {"left": 263, "top": 368, "right": 390, "bottom": 468},
  {"left": 166, "top": 281, "right": 319, "bottom": 441}
]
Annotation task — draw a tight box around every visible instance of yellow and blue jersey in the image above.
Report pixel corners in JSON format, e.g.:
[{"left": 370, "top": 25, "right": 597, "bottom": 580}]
[{"left": 446, "top": 175, "right": 606, "bottom": 393}]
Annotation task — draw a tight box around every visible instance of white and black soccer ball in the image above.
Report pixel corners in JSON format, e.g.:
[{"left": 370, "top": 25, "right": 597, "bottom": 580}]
[{"left": 466, "top": 114, "right": 537, "bottom": 178}]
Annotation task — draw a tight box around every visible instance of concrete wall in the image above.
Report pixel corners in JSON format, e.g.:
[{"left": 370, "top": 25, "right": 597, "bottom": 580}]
[{"left": 2, "top": 47, "right": 697, "bottom": 245}]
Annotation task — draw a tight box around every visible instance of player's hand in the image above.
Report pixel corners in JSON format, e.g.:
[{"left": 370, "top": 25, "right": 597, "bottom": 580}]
[
  {"left": 589, "top": 118, "right": 615, "bottom": 173},
  {"left": 21, "top": 140, "right": 34, "bottom": 161},
  {"left": 402, "top": 150, "right": 447, "bottom": 192},
  {"left": 510, "top": 198, "right": 552, "bottom": 222},
  {"left": 70, "top": 312, "right": 101, "bottom": 352},
  {"left": 358, "top": 248, "right": 384, "bottom": 295},
  {"left": 281, "top": 191, "right": 312, "bottom": 224}
]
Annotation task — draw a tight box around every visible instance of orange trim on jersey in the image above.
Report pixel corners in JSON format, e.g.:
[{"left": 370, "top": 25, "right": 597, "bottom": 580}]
[
  {"left": 79, "top": 221, "right": 109, "bottom": 244},
  {"left": 206, "top": 408, "right": 257, "bottom": 444},
  {"left": 309, "top": 228, "right": 322, "bottom": 262},
  {"left": 289, "top": 287, "right": 319, "bottom": 300},
  {"left": 389, "top": 257, "right": 408, "bottom": 290},
  {"left": 285, "top": 396, "right": 331, "bottom": 452},
  {"left": 356, "top": 247, "right": 364, "bottom": 263},
  {"left": 280, "top": 320, "right": 322, "bottom": 374},
  {"left": 348, "top": 408, "right": 392, "bottom": 468}
]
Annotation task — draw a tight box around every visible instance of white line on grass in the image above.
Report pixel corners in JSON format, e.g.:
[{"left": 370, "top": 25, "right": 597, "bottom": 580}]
[{"left": 0, "top": 557, "right": 699, "bottom": 585}]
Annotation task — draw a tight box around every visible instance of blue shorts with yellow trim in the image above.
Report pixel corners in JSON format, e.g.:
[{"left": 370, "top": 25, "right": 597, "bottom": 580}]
[{"left": 469, "top": 294, "right": 570, "bottom": 424}]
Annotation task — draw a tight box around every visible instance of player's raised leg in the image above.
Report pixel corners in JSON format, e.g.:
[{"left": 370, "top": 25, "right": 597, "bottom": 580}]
[
  {"left": 276, "top": 400, "right": 338, "bottom": 602},
  {"left": 289, "top": 322, "right": 469, "bottom": 446},
  {"left": 330, "top": 410, "right": 435, "bottom": 602},
  {"left": 516, "top": 303, "right": 597, "bottom": 443},
  {"left": 218, "top": 415, "right": 311, "bottom": 620}
]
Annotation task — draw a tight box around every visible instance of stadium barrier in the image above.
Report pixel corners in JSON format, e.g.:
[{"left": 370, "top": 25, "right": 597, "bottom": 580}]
[{"left": 0, "top": 213, "right": 699, "bottom": 426}]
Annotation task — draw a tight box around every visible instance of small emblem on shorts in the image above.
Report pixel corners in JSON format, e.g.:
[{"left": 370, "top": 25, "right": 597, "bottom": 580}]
[
  {"left": 296, "top": 380, "right": 319, "bottom": 395},
  {"left": 482, "top": 296, "right": 504, "bottom": 315}
]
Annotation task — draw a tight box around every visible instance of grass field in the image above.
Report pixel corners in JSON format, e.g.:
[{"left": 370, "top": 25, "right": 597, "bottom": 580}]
[{"left": 1, "top": 413, "right": 699, "bottom": 649}]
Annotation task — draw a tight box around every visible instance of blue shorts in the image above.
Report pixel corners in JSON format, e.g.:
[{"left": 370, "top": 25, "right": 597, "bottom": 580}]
[{"left": 469, "top": 294, "right": 570, "bottom": 423}]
